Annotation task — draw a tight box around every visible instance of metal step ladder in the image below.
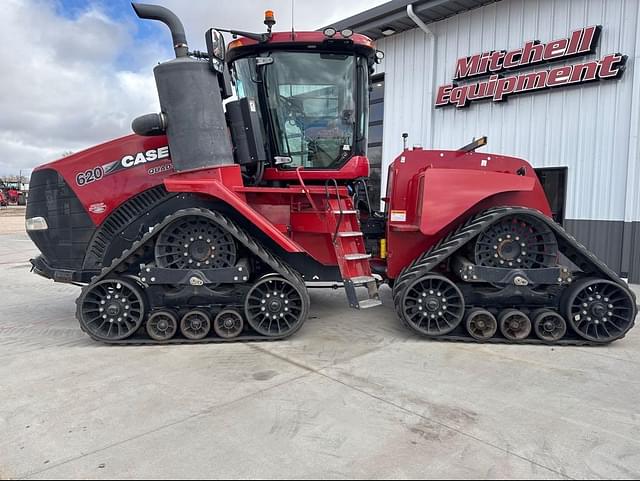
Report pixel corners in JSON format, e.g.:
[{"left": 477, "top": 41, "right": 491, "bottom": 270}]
[{"left": 325, "top": 187, "right": 382, "bottom": 310}]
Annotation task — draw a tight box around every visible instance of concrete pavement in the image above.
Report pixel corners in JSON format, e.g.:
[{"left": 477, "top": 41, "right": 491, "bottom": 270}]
[{"left": 1, "top": 228, "right": 639, "bottom": 479}]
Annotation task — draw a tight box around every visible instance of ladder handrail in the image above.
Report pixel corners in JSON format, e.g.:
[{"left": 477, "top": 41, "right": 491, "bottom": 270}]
[
  {"left": 352, "top": 178, "right": 373, "bottom": 214},
  {"left": 295, "top": 166, "right": 320, "bottom": 212},
  {"left": 325, "top": 178, "right": 344, "bottom": 243}
]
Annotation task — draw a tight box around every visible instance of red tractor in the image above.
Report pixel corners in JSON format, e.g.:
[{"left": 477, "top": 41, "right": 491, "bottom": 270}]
[
  {"left": 0, "top": 179, "right": 26, "bottom": 205},
  {"left": 25, "top": 4, "right": 636, "bottom": 345}
]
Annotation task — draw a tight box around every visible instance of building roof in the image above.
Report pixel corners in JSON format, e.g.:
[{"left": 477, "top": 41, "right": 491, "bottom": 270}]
[{"left": 326, "top": 0, "right": 501, "bottom": 39}]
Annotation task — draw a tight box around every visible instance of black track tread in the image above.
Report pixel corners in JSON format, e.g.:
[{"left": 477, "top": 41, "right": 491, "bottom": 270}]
[
  {"left": 392, "top": 206, "right": 637, "bottom": 345},
  {"left": 75, "top": 208, "right": 309, "bottom": 345}
]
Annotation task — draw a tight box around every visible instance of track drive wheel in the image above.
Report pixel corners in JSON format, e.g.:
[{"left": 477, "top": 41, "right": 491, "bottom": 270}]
[
  {"left": 563, "top": 278, "right": 636, "bottom": 343},
  {"left": 400, "top": 274, "right": 465, "bottom": 336},
  {"left": 214, "top": 309, "right": 244, "bottom": 339},
  {"left": 155, "top": 216, "right": 237, "bottom": 270},
  {"left": 465, "top": 308, "right": 498, "bottom": 341},
  {"left": 474, "top": 214, "right": 558, "bottom": 269},
  {"left": 146, "top": 310, "right": 178, "bottom": 341},
  {"left": 78, "top": 278, "right": 145, "bottom": 341},
  {"left": 245, "top": 275, "right": 308, "bottom": 337},
  {"left": 498, "top": 309, "right": 531, "bottom": 341},
  {"left": 531, "top": 309, "right": 566, "bottom": 343},
  {"left": 180, "top": 309, "right": 212, "bottom": 340}
]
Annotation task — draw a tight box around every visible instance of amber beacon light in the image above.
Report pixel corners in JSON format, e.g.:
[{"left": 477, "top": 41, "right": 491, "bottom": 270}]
[{"left": 264, "top": 10, "right": 276, "bottom": 31}]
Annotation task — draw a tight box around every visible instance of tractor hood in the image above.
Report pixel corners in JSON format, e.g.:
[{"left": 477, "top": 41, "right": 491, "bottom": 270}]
[{"left": 33, "top": 134, "right": 173, "bottom": 225}]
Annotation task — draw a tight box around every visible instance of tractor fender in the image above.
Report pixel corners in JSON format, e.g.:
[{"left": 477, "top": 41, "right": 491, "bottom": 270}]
[
  {"left": 418, "top": 168, "right": 542, "bottom": 236},
  {"left": 163, "top": 166, "right": 303, "bottom": 253}
]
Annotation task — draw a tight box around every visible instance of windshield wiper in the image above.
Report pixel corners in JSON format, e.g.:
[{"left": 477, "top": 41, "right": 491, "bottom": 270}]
[{"left": 260, "top": 66, "right": 294, "bottom": 161}]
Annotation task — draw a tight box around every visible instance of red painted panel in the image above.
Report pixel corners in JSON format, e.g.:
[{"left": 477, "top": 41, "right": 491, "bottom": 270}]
[
  {"left": 262, "top": 155, "right": 370, "bottom": 182},
  {"left": 384, "top": 148, "right": 553, "bottom": 278},
  {"left": 228, "top": 31, "right": 375, "bottom": 51},
  {"left": 163, "top": 166, "right": 303, "bottom": 253},
  {"left": 418, "top": 169, "right": 535, "bottom": 235},
  {"left": 35, "top": 134, "right": 173, "bottom": 225}
]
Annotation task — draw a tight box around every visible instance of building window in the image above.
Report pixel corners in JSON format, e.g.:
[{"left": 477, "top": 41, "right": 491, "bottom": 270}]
[
  {"left": 535, "top": 167, "right": 567, "bottom": 225},
  {"left": 368, "top": 75, "right": 384, "bottom": 206}
]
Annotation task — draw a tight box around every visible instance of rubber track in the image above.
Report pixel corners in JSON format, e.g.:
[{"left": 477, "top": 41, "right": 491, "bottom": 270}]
[
  {"left": 75, "top": 208, "right": 309, "bottom": 345},
  {"left": 392, "top": 206, "right": 637, "bottom": 345}
]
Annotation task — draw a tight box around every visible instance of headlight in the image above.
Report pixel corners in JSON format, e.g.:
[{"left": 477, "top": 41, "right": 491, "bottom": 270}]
[
  {"left": 323, "top": 27, "right": 337, "bottom": 38},
  {"left": 26, "top": 217, "right": 48, "bottom": 231}
]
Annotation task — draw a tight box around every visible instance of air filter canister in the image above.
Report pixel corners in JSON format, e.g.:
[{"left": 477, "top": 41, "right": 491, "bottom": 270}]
[{"left": 154, "top": 56, "right": 234, "bottom": 172}]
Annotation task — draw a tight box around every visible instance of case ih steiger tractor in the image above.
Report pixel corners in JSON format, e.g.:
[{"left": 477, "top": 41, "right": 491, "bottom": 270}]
[{"left": 25, "top": 4, "right": 636, "bottom": 345}]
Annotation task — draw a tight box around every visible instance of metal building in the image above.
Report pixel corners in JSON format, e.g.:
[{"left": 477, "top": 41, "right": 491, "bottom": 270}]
[{"left": 331, "top": 0, "right": 640, "bottom": 281}]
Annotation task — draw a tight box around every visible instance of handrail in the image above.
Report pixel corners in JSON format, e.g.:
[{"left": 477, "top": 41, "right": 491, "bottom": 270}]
[
  {"left": 295, "top": 167, "right": 320, "bottom": 212},
  {"left": 352, "top": 178, "right": 373, "bottom": 214},
  {"left": 325, "top": 178, "right": 344, "bottom": 243}
]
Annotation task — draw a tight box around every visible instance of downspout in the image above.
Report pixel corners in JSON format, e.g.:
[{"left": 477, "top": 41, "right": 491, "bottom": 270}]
[
  {"left": 620, "top": 3, "right": 640, "bottom": 281},
  {"left": 407, "top": 4, "right": 436, "bottom": 148}
]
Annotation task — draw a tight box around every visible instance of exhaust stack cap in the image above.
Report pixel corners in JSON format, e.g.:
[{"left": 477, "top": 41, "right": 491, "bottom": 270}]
[{"left": 131, "top": 3, "right": 188, "bottom": 58}]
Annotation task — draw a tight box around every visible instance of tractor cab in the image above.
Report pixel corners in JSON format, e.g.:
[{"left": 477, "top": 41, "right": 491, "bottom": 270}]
[{"left": 219, "top": 17, "right": 381, "bottom": 184}]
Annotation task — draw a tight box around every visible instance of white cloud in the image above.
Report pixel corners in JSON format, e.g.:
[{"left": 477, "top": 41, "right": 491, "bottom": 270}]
[
  {"left": 0, "top": 0, "right": 387, "bottom": 176},
  {"left": 0, "top": 0, "right": 162, "bottom": 175}
]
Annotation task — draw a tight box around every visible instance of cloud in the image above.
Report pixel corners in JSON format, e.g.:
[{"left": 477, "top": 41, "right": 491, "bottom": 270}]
[
  {"left": 0, "top": 0, "right": 386, "bottom": 176},
  {"left": 0, "top": 0, "right": 163, "bottom": 176}
]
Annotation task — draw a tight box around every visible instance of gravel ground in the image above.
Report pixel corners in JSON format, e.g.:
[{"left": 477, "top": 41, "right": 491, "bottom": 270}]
[{"left": 0, "top": 207, "right": 26, "bottom": 234}]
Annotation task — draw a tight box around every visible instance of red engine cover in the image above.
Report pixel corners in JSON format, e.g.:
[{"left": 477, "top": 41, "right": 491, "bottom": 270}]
[{"left": 35, "top": 134, "right": 173, "bottom": 225}]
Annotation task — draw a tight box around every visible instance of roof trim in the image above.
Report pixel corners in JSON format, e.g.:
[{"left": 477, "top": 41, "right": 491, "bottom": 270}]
[{"left": 325, "top": 0, "right": 501, "bottom": 40}]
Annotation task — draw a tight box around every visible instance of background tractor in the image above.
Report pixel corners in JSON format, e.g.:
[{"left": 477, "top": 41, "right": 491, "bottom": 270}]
[{"left": 0, "top": 179, "right": 26, "bottom": 206}]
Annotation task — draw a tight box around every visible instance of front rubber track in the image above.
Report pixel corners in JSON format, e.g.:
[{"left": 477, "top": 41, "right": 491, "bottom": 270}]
[{"left": 75, "top": 208, "right": 309, "bottom": 345}]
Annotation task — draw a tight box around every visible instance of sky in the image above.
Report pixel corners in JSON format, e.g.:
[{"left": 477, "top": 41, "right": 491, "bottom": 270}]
[{"left": 0, "top": 0, "right": 387, "bottom": 176}]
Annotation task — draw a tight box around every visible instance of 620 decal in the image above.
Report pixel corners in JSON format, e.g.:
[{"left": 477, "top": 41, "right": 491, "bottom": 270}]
[{"left": 76, "top": 167, "right": 104, "bottom": 186}]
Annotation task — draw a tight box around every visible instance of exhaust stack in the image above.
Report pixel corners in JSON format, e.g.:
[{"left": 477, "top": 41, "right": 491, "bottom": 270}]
[{"left": 132, "top": 3, "right": 188, "bottom": 58}]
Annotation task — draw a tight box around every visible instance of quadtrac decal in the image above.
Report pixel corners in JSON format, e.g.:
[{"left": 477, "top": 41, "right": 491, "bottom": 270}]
[{"left": 75, "top": 146, "right": 172, "bottom": 187}]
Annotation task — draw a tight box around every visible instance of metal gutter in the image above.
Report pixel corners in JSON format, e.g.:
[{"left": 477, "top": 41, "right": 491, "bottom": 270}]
[{"left": 407, "top": 4, "right": 436, "bottom": 148}]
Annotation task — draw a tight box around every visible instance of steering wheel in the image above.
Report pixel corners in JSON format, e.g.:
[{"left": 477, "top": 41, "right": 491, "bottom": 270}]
[{"left": 279, "top": 95, "right": 304, "bottom": 115}]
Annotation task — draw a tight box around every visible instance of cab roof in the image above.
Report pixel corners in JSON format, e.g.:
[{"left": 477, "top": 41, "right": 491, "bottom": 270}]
[{"left": 226, "top": 31, "right": 376, "bottom": 62}]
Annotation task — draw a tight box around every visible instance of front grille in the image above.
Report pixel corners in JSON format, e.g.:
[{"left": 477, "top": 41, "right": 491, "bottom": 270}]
[{"left": 26, "top": 169, "right": 95, "bottom": 270}]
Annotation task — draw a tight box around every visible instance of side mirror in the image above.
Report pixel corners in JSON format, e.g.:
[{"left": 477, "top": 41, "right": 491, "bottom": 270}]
[{"left": 205, "top": 28, "right": 226, "bottom": 72}]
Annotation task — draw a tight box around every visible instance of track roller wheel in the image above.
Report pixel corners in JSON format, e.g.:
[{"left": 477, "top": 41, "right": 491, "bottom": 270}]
[
  {"left": 214, "top": 309, "right": 244, "bottom": 339},
  {"left": 563, "top": 278, "right": 636, "bottom": 343},
  {"left": 400, "top": 274, "right": 465, "bottom": 336},
  {"left": 180, "top": 309, "right": 211, "bottom": 340},
  {"left": 475, "top": 214, "right": 558, "bottom": 269},
  {"left": 146, "top": 310, "right": 178, "bottom": 341},
  {"left": 498, "top": 309, "right": 531, "bottom": 341},
  {"left": 245, "top": 275, "right": 308, "bottom": 337},
  {"left": 78, "top": 278, "right": 145, "bottom": 341},
  {"left": 531, "top": 309, "right": 566, "bottom": 343},
  {"left": 465, "top": 308, "right": 498, "bottom": 341}
]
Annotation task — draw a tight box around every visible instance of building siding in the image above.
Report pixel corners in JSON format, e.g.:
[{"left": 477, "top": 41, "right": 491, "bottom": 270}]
[{"left": 374, "top": 0, "right": 640, "bottom": 227}]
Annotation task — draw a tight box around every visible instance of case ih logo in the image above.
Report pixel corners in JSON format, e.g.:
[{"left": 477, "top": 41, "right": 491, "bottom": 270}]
[{"left": 435, "top": 26, "right": 627, "bottom": 108}]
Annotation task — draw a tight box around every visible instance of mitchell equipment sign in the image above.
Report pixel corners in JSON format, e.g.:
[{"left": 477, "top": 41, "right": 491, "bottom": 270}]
[{"left": 435, "top": 26, "right": 626, "bottom": 108}]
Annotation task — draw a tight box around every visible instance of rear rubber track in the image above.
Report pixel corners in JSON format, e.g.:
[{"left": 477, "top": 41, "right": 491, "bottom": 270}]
[{"left": 392, "top": 206, "right": 637, "bottom": 346}]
